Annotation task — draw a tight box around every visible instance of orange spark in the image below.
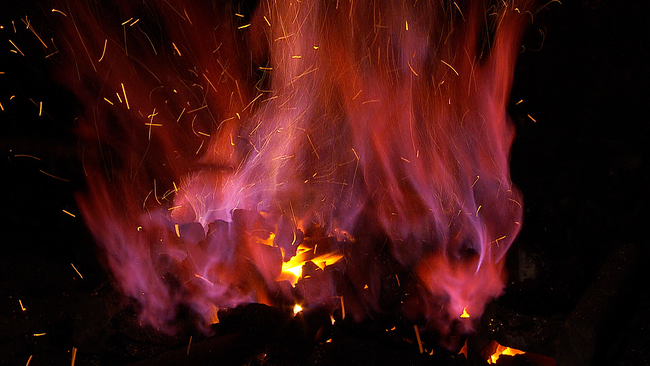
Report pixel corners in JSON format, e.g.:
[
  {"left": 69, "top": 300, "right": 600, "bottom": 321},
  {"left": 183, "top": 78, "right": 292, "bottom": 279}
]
[
  {"left": 453, "top": 2, "right": 465, "bottom": 21},
  {"left": 194, "top": 273, "right": 215, "bottom": 286},
  {"left": 19, "top": 299, "right": 26, "bottom": 312},
  {"left": 9, "top": 39, "right": 25, "bottom": 56},
  {"left": 23, "top": 19, "right": 48, "bottom": 49},
  {"left": 39, "top": 170, "right": 70, "bottom": 182},
  {"left": 62, "top": 210, "right": 76, "bottom": 217},
  {"left": 13, "top": 154, "right": 41, "bottom": 160},
  {"left": 471, "top": 175, "right": 480, "bottom": 187},
  {"left": 414, "top": 325, "right": 423, "bottom": 354},
  {"left": 440, "top": 59, "right": 459, "bottom": 75},
  {"left": 51, "top": 9, "right": 67, "bottom": 16},
  {"left": 71, "top": 347, "right": 77, "bottom": 366},
  {"left": 120, "top": 83, "right": 130, "bottom": 109},
  {"left": 71, "top": 263, "right": 83, "bottom": 279},
  {"left": 98, "top": 39, "right": 107, "bottom": 62},
  {"left": 188, "top": 105, "right": 208, "bottom": 114},
  {"left": 45, "top": 50, "right": 59, "bottom": 58},
  {"left": 407, "top": 61, "right": 419, "bottom": 76},
  {"left": 172, "top": 42, "right": 182, "bottom": 56}
]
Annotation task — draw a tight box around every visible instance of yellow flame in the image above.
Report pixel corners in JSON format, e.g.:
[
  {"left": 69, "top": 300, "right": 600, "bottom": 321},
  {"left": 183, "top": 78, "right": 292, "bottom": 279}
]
[
  {"left": 487, "top": 342, "right": 525, "bottom": 364},
  {"left": 279, "top": 245, "right": 343, "bottom": 285},
  {"left": 460, "top": 307, "right": 470, "bottom": 318},
  {"left": 293, "top": 304, "right": 303, "bottom": 315},
  {"left": 259, "top": 233, "right": 275, "bottom": 247}
]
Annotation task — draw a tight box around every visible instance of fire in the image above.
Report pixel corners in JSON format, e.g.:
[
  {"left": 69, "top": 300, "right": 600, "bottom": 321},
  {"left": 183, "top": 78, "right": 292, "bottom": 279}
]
[
  {"left": 293, "top": 304, "right": 303, "bottom": 315},
  {"left": 53, "top": 0, "right": 530, "bottom": 339},
  {"left": 458, "top": 339, "right": 468, "bottom": 358},
  {"left": 487, "top": 341, "right": 526, "bottom": 364},
  {"left": 279, "top": 244, "right": 344, "bottom": 285}
]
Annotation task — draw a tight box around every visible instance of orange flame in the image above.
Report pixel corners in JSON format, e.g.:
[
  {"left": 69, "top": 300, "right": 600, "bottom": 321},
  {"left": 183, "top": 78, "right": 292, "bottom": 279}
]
[
  {"left": 487, "top": 341, "right": 526, "bottom": 364},
  {"left": 279, "top": 244, "right": 344, "bottom": 285}
]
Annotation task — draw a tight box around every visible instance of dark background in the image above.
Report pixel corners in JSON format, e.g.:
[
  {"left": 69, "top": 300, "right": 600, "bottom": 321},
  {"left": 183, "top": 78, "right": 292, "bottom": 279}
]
[{"left": 1, "top": 0, "right": 648, "bottom": 365}]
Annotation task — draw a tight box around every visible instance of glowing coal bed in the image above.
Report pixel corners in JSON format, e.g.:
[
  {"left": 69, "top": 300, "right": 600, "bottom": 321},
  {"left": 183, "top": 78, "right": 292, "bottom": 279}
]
[{"left": 1, "top": 1, "right": 648, "bottom": 365}]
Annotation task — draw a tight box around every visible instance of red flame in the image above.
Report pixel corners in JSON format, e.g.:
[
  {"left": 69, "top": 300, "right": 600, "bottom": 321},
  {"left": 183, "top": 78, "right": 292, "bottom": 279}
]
[{"left": 56, "top": 0, "right": 529, "bottom": 336}]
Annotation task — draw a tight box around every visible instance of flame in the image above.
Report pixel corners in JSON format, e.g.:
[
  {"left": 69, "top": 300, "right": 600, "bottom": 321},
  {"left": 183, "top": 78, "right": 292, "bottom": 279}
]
[
  {"left": 280, "top": 244, "right": 344, "bottom": 285},
  {"left": 458, "top": 339, "right": 468, "bottom": 358},
  {"left": 293, "top": 304, "right": 303, "bottom": 315},
  {"left": 53, "top": 0, "right": 530, "bottom": 336},
  {"left": 460, "top": 307, "right": 470, "bottom": 318},
  {"left": 487, "top": 341, "right": 526, "bottom": 364}
]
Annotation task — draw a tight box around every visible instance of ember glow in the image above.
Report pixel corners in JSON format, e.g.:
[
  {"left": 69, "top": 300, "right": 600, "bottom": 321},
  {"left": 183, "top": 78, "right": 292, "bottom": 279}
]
[
  {"left": 486, "top": 341, "right": 526, "bottom": 364},
  {"left": 55, "top": 0, "right": 529, "bottom": 337}
]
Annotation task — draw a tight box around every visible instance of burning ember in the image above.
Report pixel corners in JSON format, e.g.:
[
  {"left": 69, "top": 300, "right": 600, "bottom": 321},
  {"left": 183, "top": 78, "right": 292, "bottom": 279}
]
[
  {"left": 485, "top": 340, "right": 526, "bottom": 364},
  {"left": 52, "top": 0, "right": 529, "bottom": 340}
]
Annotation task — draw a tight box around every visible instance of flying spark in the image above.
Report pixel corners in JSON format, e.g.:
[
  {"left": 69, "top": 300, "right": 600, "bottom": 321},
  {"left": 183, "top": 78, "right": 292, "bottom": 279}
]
[{"left": 71, "top": 263, "right": 83, "bottom": 279}]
